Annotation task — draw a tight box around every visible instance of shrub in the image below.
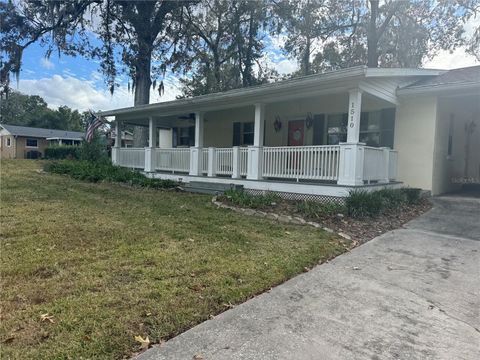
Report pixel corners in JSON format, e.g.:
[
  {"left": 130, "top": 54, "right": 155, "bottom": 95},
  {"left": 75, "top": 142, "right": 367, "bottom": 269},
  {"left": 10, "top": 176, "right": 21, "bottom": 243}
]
[
  {"left": 376, "top": 188, "right": 407, "bottom": 210},
  {"left": 345, "top": 190, "right": 383, "bottom": 218},
  {"left": 44, "top": 160, "right": 176, "bottom": 189},
  {"left": 296, "top": 200, "right": 345, "bottom": 218},
  {"left": 224, "top": 189, "right": 280, "bottom": 209},
  {"left": 45, "top": 145, "right": 80, "bottom": 160},
  {"left": 401, "top": 187, "right": 422, "bottom": 204}
]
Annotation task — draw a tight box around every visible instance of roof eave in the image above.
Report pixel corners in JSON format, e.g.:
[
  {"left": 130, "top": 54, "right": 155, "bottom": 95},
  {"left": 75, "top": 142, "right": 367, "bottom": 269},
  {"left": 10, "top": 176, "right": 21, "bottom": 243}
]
[{"left": 397, "top": 82, "right": 480, "bottom": 96}]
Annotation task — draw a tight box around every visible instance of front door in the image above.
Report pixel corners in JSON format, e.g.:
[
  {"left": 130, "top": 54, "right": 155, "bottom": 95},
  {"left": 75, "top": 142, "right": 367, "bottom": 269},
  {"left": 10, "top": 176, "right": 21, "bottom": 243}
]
[{"left": 288, "top": 120, "right": 305, "bottom": 146}]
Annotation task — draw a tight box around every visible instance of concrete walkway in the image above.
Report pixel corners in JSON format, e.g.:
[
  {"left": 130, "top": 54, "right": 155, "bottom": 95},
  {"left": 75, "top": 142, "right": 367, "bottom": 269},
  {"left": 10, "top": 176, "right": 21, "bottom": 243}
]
[{"left": 136, "top": 196, "right": 480, "bottom": 360}]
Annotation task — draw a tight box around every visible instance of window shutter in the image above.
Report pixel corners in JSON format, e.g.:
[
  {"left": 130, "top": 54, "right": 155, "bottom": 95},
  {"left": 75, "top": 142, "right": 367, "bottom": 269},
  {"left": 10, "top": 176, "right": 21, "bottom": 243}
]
[
  {"left": 188, "top": 126, "right": 195, "bottom": 146},
  {"left": 233, "top": 122, "right": 241, "bottom": 146},
  {"left": 313, "top": 114, "right": 325, "bottom": 145},
  {"left": 172, "top": 127, "right": 178, "bottom": 148}
]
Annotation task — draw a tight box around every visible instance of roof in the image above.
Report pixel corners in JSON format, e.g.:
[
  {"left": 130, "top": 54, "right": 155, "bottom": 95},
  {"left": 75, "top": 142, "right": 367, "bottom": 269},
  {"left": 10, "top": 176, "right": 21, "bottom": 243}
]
[
  {"left": 100, "top": 66, "right": 443, "bottom": 119},
  {"left": 398, "top": 66, "right": 480, "bottom": 95},
  {"left": 0, "top": 124, "right": 84, "bottom": 139}
]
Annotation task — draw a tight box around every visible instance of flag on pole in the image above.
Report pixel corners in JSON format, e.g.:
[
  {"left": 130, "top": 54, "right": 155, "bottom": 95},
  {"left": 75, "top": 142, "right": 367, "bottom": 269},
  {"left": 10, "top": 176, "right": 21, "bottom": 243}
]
[{"left": 85, "top": 110, "right": 105, "bottom": 142}]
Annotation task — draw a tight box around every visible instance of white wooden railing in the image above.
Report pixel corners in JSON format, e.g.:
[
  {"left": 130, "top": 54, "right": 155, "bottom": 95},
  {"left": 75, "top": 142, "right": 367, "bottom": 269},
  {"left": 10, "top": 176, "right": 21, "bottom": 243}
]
[
  {"left": 155, "top": 148, "right": 190, "bottom": 173},
  {"left": 363, "top": 146, "right": 385, "bottom": 182},
  {"left": 239, "top": 147, "right": 248, "bottom": 177},
  {"left": 215, "top": 148, "right": 234, "bottom": 176},
  {"left": 114, "top": 144, "right": 397, "bottom": 185},
  {"left": 117, "top": 148, "right": 145, "bottom": 168},
  {"left": 262, "top": 145, "right": 340, "bottom": 181}
]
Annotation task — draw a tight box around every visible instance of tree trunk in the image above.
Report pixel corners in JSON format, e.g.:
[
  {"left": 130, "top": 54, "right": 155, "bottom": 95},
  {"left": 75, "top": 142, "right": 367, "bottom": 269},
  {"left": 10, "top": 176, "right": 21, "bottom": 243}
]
[
  {"left": 304, "top": 36, "right": 311, "bottom": 75},
  {"left": 367, "top": 0, "right": 379, "bottom": 67},
  {"left": 132, "top": 46, "right": 152, "bottom": 147}
]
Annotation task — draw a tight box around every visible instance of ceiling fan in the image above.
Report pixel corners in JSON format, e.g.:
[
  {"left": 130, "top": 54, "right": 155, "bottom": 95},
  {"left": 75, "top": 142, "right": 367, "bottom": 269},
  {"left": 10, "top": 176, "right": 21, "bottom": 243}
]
[{"left": 177, "top": 113, "right": 195, "bottom": 120}]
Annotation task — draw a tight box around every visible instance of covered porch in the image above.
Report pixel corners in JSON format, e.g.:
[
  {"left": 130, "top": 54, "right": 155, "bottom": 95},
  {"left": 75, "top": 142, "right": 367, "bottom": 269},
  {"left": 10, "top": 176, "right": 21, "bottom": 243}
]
[{"left": 104, "top": 68, "right": 403, "bottom": 197}]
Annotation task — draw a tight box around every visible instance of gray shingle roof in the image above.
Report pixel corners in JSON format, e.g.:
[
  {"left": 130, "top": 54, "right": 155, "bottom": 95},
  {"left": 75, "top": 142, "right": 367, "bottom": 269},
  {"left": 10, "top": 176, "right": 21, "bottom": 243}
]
[
  {"left": 403, "top": 66, "right": 480, "bottom": 89},
  {"left": 0, "top": 124, "right": 84, "bottom": 139}
]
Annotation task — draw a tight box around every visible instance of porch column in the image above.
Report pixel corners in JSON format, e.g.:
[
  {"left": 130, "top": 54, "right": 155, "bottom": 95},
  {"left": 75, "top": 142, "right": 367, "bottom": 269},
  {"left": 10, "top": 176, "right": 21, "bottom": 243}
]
[
  {"left": 189, "top": 112, "right": 204, "bottom": 176},
  {"left": 247, "top": 103, "right": 265, "bottom": 180},
  {"left": 112, "top": 119, "right": 121, "bottom": 165},
  {"left": 338, "top": 89, "right": 364, "bottom": 186},
  {"left": 207, "top": 147, "right": 216, "bottom": 177},
  {"left": 144, "top": 117, "right": 157, "bottom": 172},
  {"left": 381, "top": 147, "right": 391, "bottom": 183},
  {"left": 232, "top": 146, "right": 241, "bottom": 179}
]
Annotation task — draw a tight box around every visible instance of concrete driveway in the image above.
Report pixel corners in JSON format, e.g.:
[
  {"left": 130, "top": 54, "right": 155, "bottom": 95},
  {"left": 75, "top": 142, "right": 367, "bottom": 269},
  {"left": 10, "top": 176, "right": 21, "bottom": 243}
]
[{"left": 136, "top": 196, "right": 480, "bottom": 360}]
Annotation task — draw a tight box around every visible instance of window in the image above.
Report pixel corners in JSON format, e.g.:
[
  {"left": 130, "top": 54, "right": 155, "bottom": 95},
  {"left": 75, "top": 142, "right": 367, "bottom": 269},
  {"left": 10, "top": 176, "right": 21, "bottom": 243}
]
[
  {"left": 447, "top": 114, "right": 454, "bottom": 157},
  {"left": 326, "top": 113, "right": 348, "bottom": 145},
  {"left": 172, "top": 126, "right": 195, "bottom": 147},
  {"left": 26, "top": 138, "right": 38, "bottom": 147},
  {"left": 233, "top": 122, "right": 255, "bottom": 146},
  {"left": 6, "top": 137, "right": 11, "bottom": 147},
  {"left": 359, "top": 108, "right": 395, "bottom": 148}
]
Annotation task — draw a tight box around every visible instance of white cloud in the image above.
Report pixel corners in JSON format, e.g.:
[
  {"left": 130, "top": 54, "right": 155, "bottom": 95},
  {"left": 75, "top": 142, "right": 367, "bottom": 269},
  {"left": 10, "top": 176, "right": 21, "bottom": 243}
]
[
  {"left": 274, "top": 58, "right": 298, "bottom": 74},
  {"left": 40, "top": 57, "right": 55, "bottom": 70},
  {"left": 16, "top": 74, "right": 181, "bottom": 112},
  {"left": 424, "top": 47, "right": 479, "bottom": 69}
]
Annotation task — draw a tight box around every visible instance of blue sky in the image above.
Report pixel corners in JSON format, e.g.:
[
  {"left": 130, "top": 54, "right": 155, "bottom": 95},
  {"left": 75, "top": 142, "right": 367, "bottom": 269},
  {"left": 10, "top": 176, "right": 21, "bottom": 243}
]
[{"left": 15, "top": 18, "right": 479, "bottom": 112}]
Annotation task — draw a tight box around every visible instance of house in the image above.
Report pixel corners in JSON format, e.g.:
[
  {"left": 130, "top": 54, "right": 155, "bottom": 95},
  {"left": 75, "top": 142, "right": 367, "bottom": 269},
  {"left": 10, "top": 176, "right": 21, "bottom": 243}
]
[
  {"left": 0, "top": 124, "right": 84, "bottom": 159},
  {"left": 100, "top": 65, "right": 479, "bottom": 198}
]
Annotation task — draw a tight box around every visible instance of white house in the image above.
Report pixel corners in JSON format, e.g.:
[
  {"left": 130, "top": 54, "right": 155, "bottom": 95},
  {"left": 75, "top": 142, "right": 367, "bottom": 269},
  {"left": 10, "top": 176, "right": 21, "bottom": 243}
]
[{"left": 100, "top": 65, "right": 480, "bottom": 198}]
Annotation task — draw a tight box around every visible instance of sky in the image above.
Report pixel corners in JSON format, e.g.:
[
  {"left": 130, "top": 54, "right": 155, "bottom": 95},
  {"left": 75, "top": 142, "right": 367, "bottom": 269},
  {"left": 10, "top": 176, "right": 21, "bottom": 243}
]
[{"left": 14, "top": 16, "right": 479, "bottom": 113}]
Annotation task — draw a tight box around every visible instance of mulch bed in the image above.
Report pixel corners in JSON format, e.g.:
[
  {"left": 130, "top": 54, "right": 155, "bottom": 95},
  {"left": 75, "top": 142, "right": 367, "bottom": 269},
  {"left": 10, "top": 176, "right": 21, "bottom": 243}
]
[{"left": 217, "top": 196, "right": 432, "bottom": 245}]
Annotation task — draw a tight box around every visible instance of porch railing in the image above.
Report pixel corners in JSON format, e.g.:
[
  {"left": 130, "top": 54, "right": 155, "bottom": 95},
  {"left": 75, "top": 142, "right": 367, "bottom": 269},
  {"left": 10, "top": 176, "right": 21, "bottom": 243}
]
[
  {"left": 363, "top": 146, "right": 385, "bottom": 182},
  {"left": 117, "top": 148, "right": 145, "bottom": 169},
  {"left": 239, "top": 147, "right": 248, "bottom": 177},
  {"left": 262, "top": 145, "right": 340, "bottom": 181},
  {"left": 215, "top": 148, "right": 234, "bottom": 176},
  {"left": 155, "top": 148, "right": 190, "bottom": 173},
  {"left": 113, "top": 144, "right": 397, "bottom": 185}
]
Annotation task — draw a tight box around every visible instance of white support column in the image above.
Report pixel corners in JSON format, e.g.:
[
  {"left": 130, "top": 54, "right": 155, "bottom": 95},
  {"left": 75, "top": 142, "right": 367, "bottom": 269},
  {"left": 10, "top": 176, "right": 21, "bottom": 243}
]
[
  {"left": 381, "top": 147, "right": 390, "bottom": 183},
  {"left": 144, "top": 117, "right": 156, "bottom": 172},
  {"left": 347, "top": 89, "right": 362, "bottom": 143},
  {"left": 338, "top": 89, "right": 365, "bottom": 186},
  {"left": 189, "top": 112, "right": 204, "bottom": 176},
  {"left": 247, "top": 104, "right": 265, "bottom": 180},
  {"left": 207, "top": 147, "right": 216, "bottom": 177},
  {"left": 232, "top": 146, "right": 241, "bottom": 179},
  {"left": 112, "top": 119, "right": 121, "bottom": 165}
]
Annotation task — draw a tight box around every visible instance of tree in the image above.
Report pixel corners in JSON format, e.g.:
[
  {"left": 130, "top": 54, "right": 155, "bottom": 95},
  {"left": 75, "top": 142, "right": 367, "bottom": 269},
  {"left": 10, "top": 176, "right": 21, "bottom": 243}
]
[
  {"left": 0, "top": 90, "right": 86, "bottom": 131},
  {"left": 176, "top": 0, "right": 275, "bottom": 97},
  {"left": 1, "top": 0, "right": 191, "bottom": 146},
  {"left": 278, "top": 0, "right": 477, "bottom": 72},
  {"left": 273, "top": 0, "right": 358, "bottom": 75}
]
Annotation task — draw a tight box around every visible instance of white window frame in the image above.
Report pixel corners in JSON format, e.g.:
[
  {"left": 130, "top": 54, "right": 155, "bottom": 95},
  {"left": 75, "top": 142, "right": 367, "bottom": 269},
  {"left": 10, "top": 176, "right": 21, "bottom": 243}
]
[{"left": 25, "top": 138, "right": 38, "bottom": 148}]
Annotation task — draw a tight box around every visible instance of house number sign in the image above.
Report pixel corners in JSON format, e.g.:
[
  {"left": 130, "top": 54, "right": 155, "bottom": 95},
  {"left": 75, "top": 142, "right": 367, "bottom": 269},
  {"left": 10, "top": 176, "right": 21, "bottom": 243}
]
[{"left": 349, "top": 101, "right": 356, "bottom": 128}]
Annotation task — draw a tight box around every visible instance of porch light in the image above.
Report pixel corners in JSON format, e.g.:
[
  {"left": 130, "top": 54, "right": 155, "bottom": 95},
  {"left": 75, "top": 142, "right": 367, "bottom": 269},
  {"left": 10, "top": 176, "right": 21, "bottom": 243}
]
[
  {"left": 274, "top": 115, "right": 282, "bottom": 132},
  {"left": 306, "top": 112, "right": 313, "bottom": 129}
]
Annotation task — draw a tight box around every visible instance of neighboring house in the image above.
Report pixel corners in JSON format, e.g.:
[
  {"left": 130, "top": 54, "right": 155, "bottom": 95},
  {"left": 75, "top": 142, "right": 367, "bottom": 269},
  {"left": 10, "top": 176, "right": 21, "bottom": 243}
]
[
  {"left": 0, "top": 124, "right": 84, "bottom": 159},
  {"left": 101, "top": 65, "right": 479, "bottom": 197},
  {"left": 106, "top": 129, "right": 134, "bottom": 148}
]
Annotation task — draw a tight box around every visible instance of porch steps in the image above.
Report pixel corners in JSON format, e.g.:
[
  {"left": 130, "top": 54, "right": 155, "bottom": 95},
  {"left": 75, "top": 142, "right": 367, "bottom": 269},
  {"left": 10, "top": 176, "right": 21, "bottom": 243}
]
[{"left": 184, "top": 181, "right": 243, "bottom": 195}]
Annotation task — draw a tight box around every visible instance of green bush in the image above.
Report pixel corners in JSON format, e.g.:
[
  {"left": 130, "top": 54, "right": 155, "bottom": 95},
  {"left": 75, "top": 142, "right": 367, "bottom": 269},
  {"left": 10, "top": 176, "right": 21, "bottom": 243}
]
[
  {"left": 45, "top": 145, "right": 80, "bottom": 160},
  {"left": 44, "top": 160, "right": 176, "bottom": 189},
  {"left": 77, "top": 138, "right": 109, "bottom": 163},
  {"left": 376, "top": 188, "right": 407, "bottom": 210},
  {"left": 296, "top": 200, "right": 345, "bottom": 218},
  {"left": 345, "top": 190, "right": 383, "bottom": 218},
  {"left": 401, "top": 187, "right": 422, "bottom": 204},
  {"left": 224, "top": 189, "right": 280, "bottom": 209}
]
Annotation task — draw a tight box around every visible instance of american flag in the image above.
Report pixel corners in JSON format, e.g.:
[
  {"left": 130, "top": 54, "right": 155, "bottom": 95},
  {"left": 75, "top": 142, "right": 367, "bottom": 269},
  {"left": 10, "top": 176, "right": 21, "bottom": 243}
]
[{"left": 85, "top": 110, "right": 105, "bottom": 142}]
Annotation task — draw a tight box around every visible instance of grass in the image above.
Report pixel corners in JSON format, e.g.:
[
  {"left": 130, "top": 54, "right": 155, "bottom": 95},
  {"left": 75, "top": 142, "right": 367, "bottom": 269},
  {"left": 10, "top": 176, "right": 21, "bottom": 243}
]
[{"left": 0, "top": 160, "right": 348, "bottom": 359}]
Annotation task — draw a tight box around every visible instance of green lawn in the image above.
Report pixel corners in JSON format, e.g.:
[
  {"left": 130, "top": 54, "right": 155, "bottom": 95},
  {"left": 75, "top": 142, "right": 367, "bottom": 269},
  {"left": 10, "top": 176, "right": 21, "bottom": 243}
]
[{"left": 0, "top": 160, "right": 348, "bottom": 359}]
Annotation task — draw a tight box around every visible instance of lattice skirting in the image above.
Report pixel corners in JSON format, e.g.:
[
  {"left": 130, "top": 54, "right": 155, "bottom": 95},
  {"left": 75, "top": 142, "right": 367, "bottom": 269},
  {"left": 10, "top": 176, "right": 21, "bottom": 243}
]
[{"left": 244, "top": 189, "right": 345, "bottom": 204}]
